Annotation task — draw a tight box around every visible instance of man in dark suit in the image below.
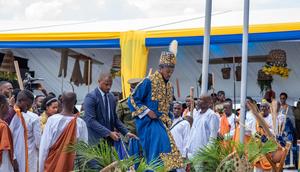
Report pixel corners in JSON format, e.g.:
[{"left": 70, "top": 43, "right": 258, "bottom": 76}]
[{"left": 84, "top": 72, "right": 136, "bottom": 145}]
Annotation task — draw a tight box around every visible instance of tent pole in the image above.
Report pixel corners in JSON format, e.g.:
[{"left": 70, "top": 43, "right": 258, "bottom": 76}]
[
  {"left": 61, "top": 76, "right": 64, "bottom": 94},
  {"left": 233, "top": 56, "right": 236, "bottom": 111},
  {"left": 239, "top": 0, "right": 250, "bottom": 143},
  {"left": 200, "top": 0, "right": 212, "bottom": 95},
  {"left": 88, "top": 59, "right": 91, "bottom": 93}
]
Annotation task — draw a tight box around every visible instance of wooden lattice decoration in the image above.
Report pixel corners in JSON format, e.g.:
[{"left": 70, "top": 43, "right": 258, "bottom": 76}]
[{"left": 267, "top": 49, "right": 287, "bottom": 67}]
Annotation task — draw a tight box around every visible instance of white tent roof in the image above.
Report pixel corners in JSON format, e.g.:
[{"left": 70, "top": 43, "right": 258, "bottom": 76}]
[{"left": 0, "top": 8, "right": 299, "bottom": 33}]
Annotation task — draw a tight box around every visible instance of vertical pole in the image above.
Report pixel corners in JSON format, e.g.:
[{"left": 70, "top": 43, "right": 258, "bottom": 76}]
[
  {"left": 61, "top": 76, "right": 64, "bottom": 94},
  {"left": 190, "top": 87, "right": 195, "bottom": 117},
  {"left": 176, "top": 78, "right": 181, "bottom": 98},
  {"left": 88, "top": 59, "right": 91, "bottom": 93},
  {"left": 200, "top": 0, "right": 212, "bottom": 95},
  {"left": 233, "top": 57, "right": 236, "bottom": 111},
  {"left": 13, "top": 61, "right": 24, "bottom": 90},
  {"left": 239, "top": 0, "right": 250, "bottom": 143}
]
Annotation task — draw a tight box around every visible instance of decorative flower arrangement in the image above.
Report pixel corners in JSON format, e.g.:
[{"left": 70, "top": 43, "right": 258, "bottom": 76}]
[
  {"left": 262, "top": 65, "right": 290, "bottom": 78},
  {"left": 261, "top": 49, "right": 291, "bottom": 78}
]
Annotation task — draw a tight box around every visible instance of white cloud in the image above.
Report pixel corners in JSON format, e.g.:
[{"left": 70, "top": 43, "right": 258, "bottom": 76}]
[
  {"left": 25, "top": 1, "right": 63, "bottom": 20},
  {"left": 0, "top": 0, "right": 298, "bottom": 21}
]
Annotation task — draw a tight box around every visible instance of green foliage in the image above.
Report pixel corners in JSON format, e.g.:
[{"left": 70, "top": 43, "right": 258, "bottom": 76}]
[
  {"left": 67, "top": 140, "right": 119, "bottom": 171},
  {"left": 0, "top": 72, "right": 17, "bottom": 80},
  {"left": 191, "top": 137, "right": 277, "bottom": 171},
  {"left": 67, "top": 139, "right": 166, "bottom": 172},
  {"left": 135, "top": 158, "right": 166, "bottom": 172},
  {"left": 246, "top": 138, "right": 277, "bottom": 163},
  {"left": 191, "top": 138, "right": 236, "bottom": 171},
  {"left": 0, "top": 72, "right": 19, "bottom": 88},
  {"left": 257, "top": 80, "right": 273, "bottom": 93},
  {"left": 117, "top": 156, "right": 137, "bottom": 171}
]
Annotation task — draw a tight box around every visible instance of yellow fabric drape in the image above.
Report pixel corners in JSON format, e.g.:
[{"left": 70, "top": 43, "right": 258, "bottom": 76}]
[{"left": 120, "top": 31, "right": 149, "bottom": 98}]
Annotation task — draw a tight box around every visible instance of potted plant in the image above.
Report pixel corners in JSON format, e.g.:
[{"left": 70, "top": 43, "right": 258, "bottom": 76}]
[{"left": 257, "top": 69, "right": 273, "bottom": 93}]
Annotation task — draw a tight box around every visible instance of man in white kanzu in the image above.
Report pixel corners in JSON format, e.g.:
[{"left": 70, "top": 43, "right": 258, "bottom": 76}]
[
  {"left": 170, "top": 102, "right": 190, "bottom": 159},
  {"left": 39, "top": 92, "right": 88, "bottom": 172},
  {"left": 185, "top": 95, "right": 219, "bottom": 159},
  {"left": 222, "top": 101, "right": 236, "bottom": 138},
  {"left": 9, "top": 90, "right": 41, "bottom": 172},
  {"left": 260, "top": 101, "right": 274, "bottom": 134}
]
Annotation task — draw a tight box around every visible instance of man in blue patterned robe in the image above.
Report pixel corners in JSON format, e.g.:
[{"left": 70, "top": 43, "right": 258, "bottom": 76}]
[{"left": 128, "top": 40, "right": 183, "bottom": 171}]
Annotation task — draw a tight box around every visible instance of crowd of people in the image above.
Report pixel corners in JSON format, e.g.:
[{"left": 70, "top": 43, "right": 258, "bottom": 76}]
[{"left": 0, "top": 40, "right": 300, "bottom": 172}]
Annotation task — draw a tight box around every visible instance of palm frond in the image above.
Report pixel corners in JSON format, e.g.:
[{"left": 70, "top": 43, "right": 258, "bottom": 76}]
[
  {"left": 191, "top": 137, "right": 277, "bottom": 171},
  {"left": 67, "top": 139, "right": 167, "bottom": 172},
  {"left": 67, "top": 139, "right": 119, "bottom": 171},
  {"left": 117, "top": 156, "right": 138, "bottom": 171},
  {"left": 191, "top": 138, "right": 236, "bottom": 171},
  {"left": 135, "top": 158, "right": 166, "bottom": 172},
  {"left": 246, "top": 138, "right": 277, "bottom": 163}
]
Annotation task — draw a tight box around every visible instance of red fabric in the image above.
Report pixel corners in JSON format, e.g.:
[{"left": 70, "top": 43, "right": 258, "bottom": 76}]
[
  {"left": 233, "top": 126, "right": 251, "bottom": 143},
  {"left": 44, "top": 116, "right": 77, "bottom": 172},
  {"left": 0, "top": 119, "right": 14, "bottom": 166},
  {"left": 14, "top": 106, "right": 29, "bottom": 172},
  {"left": 219, "top": 115, "right": 230, "bottom": 136}
]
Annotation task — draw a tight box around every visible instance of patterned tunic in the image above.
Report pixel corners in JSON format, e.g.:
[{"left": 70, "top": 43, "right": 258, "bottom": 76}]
[{"left": 128, "top": 71, "right": 183, "bottom": 170}]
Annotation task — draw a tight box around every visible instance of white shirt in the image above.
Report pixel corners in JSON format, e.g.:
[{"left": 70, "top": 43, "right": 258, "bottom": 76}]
[
  {"left": 98, "top": 87, "right": 111, "bottom": 121},
  {"left": 263, "top": 114, "right": 274, "bottom": 133},
  {"left": 39, "top": 114, "right": 88, "bottom": 172},
  {"left": 245, "top": 111, "right": 257, "bottom": 136},
  {"left": 9, "top": 111, "right": 41, "bottom": 172},
  {"left": 170, "top": 117, "right": 190, "bottom": 157},
  {"left": 185, "top": 108, "right": 219, "bottom": 158}
]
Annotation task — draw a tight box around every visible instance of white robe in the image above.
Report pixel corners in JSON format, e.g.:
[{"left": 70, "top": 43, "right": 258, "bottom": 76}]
[
  {"left": 185, "top": 108, "right": 219, "bottom": 158},
  {"left": 26, "top": 111, "right": 41, "bottom": 172},
  {"left": 170, "top": 117, "right": 190, "bottom": 158},
  {"left": 9, "top": 111, "right": 41, "bottom": 172},
  {"left": 0, "top": 151, "right": 14, "bottom": 172},
  {"left": 39, "top": 114, "right": 88, "bottom": 172}
]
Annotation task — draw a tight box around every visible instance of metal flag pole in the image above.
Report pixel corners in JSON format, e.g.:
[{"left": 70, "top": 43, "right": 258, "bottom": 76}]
[
  {"left": 200, "top": 0, "right": 212, "bottom": 95},
  {"left": 239, "top": 0, "right": 250, "bottom": 143}
]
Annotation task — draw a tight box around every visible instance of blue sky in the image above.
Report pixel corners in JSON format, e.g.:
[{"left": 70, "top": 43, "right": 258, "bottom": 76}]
[{"left": 0, "top": 0, "right": 298, "bottom": 21}]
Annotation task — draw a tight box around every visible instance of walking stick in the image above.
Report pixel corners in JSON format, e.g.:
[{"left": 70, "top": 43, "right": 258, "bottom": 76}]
[{"left": 190, "top": 87, "right": 194, "bottom": 117}]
